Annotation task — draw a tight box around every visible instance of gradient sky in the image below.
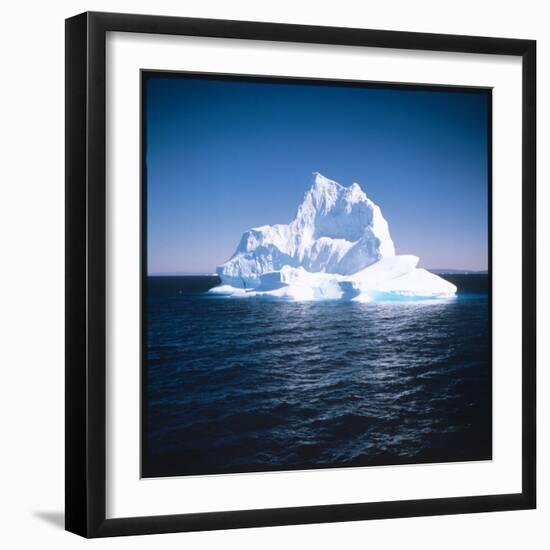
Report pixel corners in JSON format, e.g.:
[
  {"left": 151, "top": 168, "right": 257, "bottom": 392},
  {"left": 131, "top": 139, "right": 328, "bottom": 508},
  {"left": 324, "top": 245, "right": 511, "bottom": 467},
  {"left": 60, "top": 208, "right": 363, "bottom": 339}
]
[{"left": 145, "top": 74, "right": 489, "bottom": 274}]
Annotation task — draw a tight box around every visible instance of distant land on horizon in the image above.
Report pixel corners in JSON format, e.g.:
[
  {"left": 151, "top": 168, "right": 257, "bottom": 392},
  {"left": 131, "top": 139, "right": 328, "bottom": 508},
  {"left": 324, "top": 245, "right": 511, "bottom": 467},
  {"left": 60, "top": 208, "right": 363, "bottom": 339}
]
[{"left": 429, "top": 268, "right": 489, "bottom": 275}]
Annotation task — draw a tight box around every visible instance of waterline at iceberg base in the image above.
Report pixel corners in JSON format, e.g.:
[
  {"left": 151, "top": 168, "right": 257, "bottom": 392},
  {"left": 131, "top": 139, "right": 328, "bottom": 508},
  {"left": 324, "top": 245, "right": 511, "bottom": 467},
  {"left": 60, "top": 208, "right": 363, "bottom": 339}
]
[{"left": 211, "top": 173, "right": 456, "bottom": 302}]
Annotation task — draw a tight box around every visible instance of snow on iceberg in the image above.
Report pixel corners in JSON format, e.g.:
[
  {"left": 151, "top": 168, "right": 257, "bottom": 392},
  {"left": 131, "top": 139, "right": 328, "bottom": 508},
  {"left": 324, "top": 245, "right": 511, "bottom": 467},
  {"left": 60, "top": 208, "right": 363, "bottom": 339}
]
[{"left": 210, "top": 173, "right": 457, "bottom": 302}]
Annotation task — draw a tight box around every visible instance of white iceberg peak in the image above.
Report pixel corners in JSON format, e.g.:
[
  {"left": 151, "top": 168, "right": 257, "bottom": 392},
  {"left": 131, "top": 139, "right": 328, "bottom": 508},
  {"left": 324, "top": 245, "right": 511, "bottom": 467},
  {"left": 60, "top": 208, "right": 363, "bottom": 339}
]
[
  {"left": 312, "top": 171, "right": 342, "bottom": 188},
  {"left": 307, "top": 173, "right": 367, "bottom": 213},
  {"left": 212, "top": 173, "right": 456, "bottom": 301}
]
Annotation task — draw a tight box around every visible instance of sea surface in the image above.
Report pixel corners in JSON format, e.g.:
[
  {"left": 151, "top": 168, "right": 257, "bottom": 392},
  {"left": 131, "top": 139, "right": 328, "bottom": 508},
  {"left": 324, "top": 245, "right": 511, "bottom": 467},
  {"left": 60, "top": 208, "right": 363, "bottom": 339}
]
[{"left": 143, "top": 274, "right": 491, "bottom": 477}]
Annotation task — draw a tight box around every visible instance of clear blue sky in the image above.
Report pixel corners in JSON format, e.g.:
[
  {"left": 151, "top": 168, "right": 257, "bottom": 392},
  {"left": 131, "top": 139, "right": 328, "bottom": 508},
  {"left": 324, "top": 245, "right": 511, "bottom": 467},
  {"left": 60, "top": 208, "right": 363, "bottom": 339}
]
[{"left": 145, "top": 74, "right": 489, "bottom": 274}]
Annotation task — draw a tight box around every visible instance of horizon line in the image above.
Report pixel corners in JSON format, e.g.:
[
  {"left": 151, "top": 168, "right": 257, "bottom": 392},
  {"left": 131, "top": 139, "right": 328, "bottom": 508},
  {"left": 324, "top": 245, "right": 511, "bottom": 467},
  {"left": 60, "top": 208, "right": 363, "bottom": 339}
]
[{"left": 147, "top": 268, "right": 489, "bottom": 277}]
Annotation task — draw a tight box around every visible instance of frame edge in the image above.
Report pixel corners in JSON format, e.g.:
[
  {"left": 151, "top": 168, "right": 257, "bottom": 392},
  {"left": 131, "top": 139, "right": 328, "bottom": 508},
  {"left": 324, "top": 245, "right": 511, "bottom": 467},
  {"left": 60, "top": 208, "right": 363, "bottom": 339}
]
[
  {"left": 65, "top": 11, "right": 89, "bottom": 538},
  {"left": 521, "top": 39, "right": 537, "bottom": 511}
]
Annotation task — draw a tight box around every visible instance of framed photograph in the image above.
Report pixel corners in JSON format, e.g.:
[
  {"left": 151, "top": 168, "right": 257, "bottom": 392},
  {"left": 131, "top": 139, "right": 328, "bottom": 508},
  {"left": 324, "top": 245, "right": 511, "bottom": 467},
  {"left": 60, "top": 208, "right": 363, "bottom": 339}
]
[{"left": 65, "top": 11, "right": 536, "bottom": 537}]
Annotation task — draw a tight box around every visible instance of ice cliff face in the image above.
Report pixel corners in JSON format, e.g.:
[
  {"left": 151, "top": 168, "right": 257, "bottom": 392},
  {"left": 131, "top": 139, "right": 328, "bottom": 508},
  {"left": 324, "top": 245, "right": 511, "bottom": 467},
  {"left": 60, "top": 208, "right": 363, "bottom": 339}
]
[
  {"left": 218, "top": 173, "right": 395, "bottom": 287},
  {"left": 213, "top": 173, "right": 456, "bottom": 301}
]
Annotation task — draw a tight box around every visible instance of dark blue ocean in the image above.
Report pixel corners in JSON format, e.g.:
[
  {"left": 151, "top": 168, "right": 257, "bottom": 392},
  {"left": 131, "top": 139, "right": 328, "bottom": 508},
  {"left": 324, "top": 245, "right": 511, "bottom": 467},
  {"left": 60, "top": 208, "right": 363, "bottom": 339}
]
[{"left": 143, "top": 274, "right": 491, "bottom": 477}]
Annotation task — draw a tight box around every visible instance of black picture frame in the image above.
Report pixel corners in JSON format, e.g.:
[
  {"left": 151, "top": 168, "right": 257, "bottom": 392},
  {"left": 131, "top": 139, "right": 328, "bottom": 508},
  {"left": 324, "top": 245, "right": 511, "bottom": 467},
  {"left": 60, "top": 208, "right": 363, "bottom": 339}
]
[{"left": 65, "top": 11, "right": 536, "bottom": 538}]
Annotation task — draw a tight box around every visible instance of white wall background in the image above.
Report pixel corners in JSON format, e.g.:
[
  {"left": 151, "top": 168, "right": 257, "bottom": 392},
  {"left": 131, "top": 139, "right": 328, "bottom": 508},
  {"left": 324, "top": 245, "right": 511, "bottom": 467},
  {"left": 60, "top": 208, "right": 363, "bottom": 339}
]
[{"left": 0, "top": 1, "right": 546, "bottom": 548}]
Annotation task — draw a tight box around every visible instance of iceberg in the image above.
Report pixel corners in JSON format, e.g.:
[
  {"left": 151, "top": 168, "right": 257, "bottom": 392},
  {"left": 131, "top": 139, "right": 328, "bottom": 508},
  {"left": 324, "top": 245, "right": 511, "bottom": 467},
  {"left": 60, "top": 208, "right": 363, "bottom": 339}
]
[{"left": 210, "top": 173, "right": 456, "bottom": 302}]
